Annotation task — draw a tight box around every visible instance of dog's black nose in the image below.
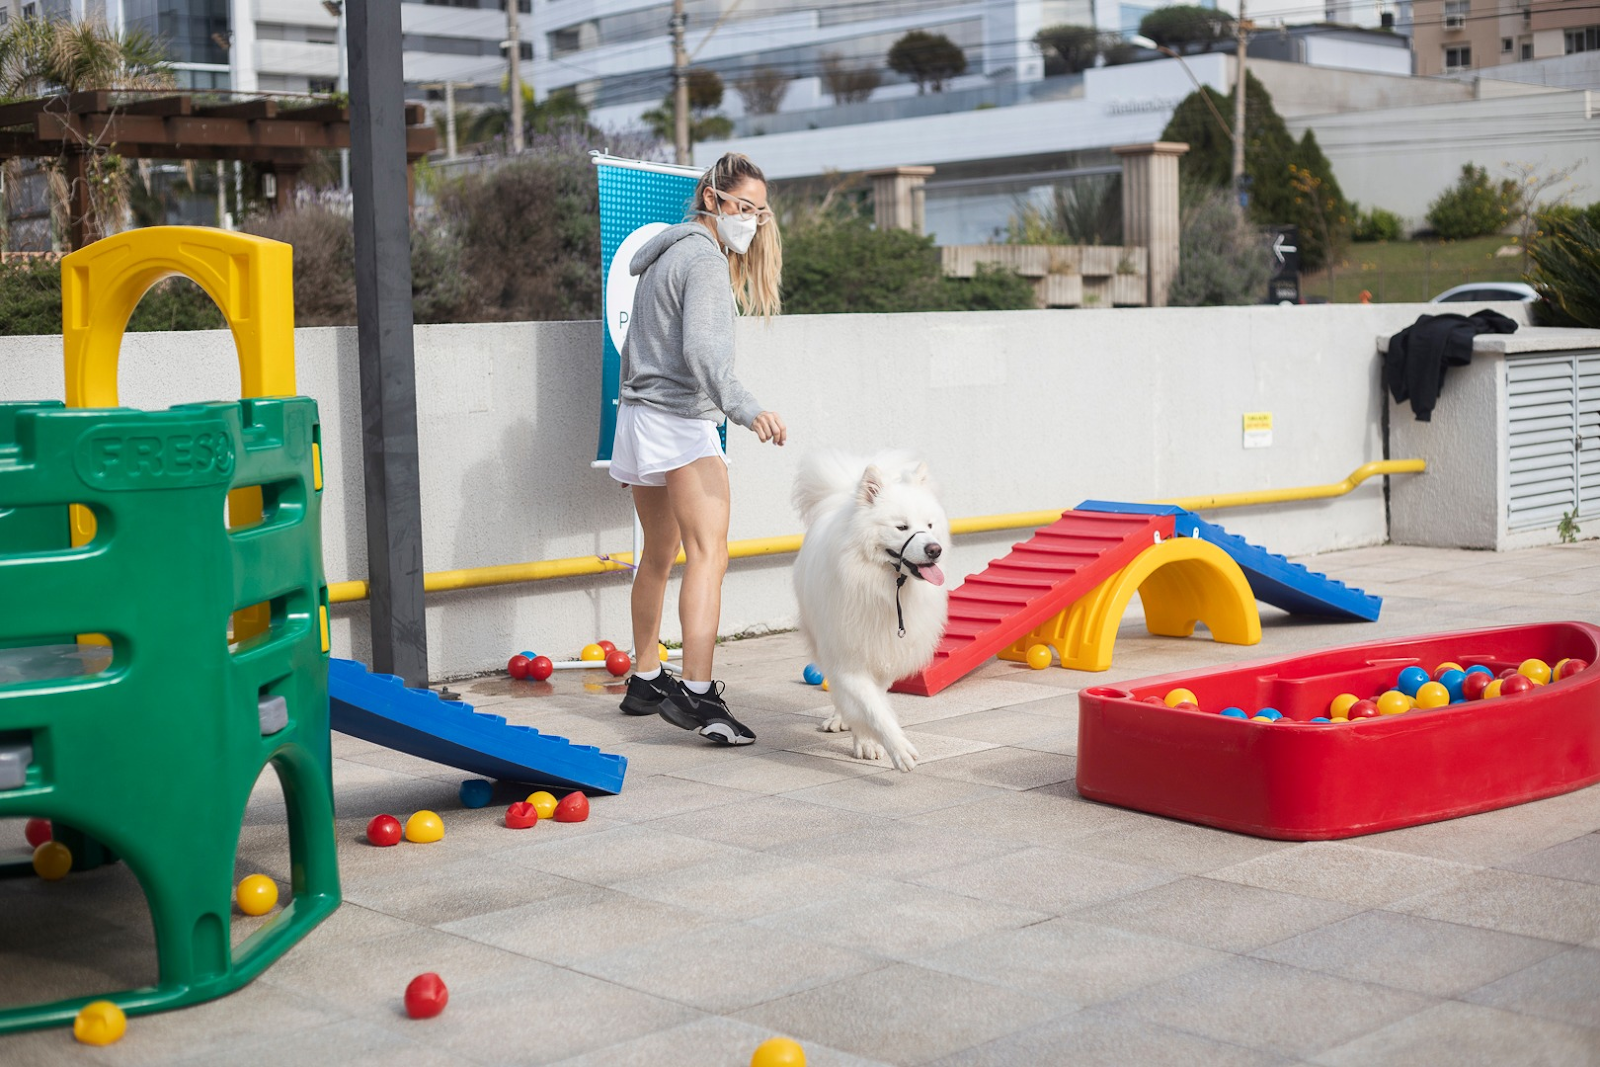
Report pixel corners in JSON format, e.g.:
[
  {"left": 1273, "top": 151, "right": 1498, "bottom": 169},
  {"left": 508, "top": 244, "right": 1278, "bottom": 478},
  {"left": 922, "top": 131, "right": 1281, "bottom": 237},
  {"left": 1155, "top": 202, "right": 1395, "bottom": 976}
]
[{"left": 925, "top": 542, "right": 942, "bottom": 560}]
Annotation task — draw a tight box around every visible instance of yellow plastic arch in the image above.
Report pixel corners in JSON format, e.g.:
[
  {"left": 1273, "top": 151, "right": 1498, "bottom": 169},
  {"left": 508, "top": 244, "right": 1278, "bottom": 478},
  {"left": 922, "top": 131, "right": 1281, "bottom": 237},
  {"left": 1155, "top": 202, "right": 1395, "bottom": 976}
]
[
  {"left": 62, "top": 227, "right": 298, "bottom": 641},
  {"left": 1000, "top": 536, "right": 1262, "bottom": 673}
]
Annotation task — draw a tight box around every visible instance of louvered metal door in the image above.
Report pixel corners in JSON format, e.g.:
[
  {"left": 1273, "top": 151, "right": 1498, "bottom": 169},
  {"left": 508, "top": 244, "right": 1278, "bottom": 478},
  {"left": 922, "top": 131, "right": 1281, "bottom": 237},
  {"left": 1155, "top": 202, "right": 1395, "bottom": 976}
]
[
  {"left": 1507, "top": 356, "right": 1582, "bottom": 530},
  {"left": 1580, "top": 353, "right": 1600, "bottom": 520}
]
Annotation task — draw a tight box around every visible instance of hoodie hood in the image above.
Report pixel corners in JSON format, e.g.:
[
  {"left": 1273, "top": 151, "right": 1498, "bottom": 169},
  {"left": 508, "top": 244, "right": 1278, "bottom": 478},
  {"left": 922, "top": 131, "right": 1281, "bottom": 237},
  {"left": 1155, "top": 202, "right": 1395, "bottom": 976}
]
[{"left": 630, "top": 221, "right": 719, "bottom": 276}]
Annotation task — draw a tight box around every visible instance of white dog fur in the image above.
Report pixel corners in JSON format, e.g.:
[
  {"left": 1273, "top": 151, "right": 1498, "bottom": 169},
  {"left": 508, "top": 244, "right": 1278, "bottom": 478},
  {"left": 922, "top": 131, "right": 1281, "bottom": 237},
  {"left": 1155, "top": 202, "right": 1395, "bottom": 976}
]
[{"left": 792, "top": 450, "right": 951, "bottom": 771}]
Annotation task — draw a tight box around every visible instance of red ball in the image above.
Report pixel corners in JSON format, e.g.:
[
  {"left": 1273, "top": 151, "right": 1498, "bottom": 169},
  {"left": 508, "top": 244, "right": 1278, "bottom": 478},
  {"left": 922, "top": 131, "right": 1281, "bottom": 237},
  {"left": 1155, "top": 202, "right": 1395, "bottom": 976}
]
[
  {"left": 1462, "top": 672, "right": 1492, "bottom": 701},
  {"left": 604, "top": 649, "right": 631, "bottom": 676},
  {"left": 507, "top": 654, "right": 531, "bottom": 679},
  {"left": 504, "top": 801, "right": 539, "bottom": 829},
  {"left": 597, "top": 640, "right": 617, "bottom": 654},
  {"left": 366, "top": 814, "right": 403, "bottom": 847},
  {"left": 1498, "top": 667, "right": 1520, "bottom": 680},
  {"left": 24, "top": 818, "right": 51, "bottom": 848},
  {"left": 529, "top": 655, "right": 554, "bottom": 682},
  {"left": 404, "top": 972, "right": 449, "bottom": 1019},
  {"left": 1500, "top": 673, "right": 1535, "bottom": 696},
  {"left": 1347, "top": 699, "right": 1381, "bottom": 720},
  {"left": 553, "top": 791, "right": 590, "bottom": 823},
  {"left": 1558, "top": 658, "right": 1588, "bottom": 680},
  {"left": 1141, "top": 696, "right": 1166, "bottom": 705}
]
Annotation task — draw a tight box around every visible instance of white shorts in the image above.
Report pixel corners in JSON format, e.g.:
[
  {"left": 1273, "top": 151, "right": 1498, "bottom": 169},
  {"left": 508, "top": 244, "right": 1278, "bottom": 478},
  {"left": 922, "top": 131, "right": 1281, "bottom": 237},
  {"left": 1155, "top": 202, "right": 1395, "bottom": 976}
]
[{"left": 608, "top": 402, "right": 728, "bottom": 487}]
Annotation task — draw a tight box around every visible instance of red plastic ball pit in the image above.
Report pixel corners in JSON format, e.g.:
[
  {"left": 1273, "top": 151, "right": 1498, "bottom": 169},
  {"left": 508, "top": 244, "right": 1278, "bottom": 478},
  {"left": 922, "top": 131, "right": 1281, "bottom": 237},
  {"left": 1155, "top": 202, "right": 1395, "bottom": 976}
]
[
  {"left": 404, "top": 973, "right": 449, "bottom": 1019},
  {"left": 366, "top": 814, "right": 403, "bottom": 847},
  {"left": 529, "top": 655, "right": 554, "bottom": 682},
  {"left": 508, "top": 654, "right": 531, "bottom": 679},
  {"left": 604, "top": 650, "right": 631, "bottom": 677}
]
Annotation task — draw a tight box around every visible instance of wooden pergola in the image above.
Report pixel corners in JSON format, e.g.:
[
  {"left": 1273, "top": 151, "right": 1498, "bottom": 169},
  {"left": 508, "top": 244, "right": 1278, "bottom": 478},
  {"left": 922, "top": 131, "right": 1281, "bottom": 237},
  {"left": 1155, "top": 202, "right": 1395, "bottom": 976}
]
[{"left": 0, "top": 90, "right": 438, "bottom": 249}]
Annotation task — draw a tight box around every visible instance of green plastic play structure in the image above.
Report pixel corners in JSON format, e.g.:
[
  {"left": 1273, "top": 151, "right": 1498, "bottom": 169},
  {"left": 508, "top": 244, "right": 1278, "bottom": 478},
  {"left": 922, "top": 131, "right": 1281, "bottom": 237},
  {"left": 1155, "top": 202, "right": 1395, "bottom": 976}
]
[{"left": 0, "top": 228, "right": 339, "bottom": 1033}]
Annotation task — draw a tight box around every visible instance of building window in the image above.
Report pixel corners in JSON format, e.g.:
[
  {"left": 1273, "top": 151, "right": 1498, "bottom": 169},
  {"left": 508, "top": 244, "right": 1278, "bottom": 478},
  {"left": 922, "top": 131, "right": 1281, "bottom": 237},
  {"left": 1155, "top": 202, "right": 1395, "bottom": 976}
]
[
  {"left": 1501, "top": 36, "right": 1512, "bottom": 53},
  {"left": 1565, "top": 26, "right": 1600, "bottom": 53},
  {"left": 500, "top": 40, "right": 533, "bottom": 60},
  {"left": 1444, "top": 45, "right": 1471, "bottom": 71},
  {"left": 308, "top": 78, "right": 337, "bottom": 94},
  {"left": 1521, "top": 39, "right": 1533, "bottom": 60},
  {"left": 500, "top": 0, "right": 532, "bottom": 12},
  {"left": 1443, "top": 0, "right": 1468, "bottom": 29},
  {"left": 22, "top": 1, "right": 37, "bottom": 15}
]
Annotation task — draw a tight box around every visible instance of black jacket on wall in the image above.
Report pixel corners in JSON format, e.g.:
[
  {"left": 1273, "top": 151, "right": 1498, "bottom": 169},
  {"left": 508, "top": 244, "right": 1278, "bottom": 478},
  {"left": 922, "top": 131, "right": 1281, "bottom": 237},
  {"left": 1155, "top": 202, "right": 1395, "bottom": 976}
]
[{"left": 1385, "top": 310, "right": 1519, "bottom": 421}]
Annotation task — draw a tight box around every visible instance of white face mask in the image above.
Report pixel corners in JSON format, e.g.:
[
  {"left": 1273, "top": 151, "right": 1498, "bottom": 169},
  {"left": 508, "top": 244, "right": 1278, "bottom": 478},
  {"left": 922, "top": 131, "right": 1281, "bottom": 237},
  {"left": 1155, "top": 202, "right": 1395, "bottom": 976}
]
[{"left": 715, "top": 211, "right": 758, "bottom": 255}]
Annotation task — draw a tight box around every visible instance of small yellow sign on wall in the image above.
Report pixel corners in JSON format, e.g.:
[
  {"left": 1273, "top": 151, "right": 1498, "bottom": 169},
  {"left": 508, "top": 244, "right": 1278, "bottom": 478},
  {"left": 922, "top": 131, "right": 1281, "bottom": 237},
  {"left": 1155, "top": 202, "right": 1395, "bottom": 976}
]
[{"left": 1243, "top": 412, "right": 1273, "bottom": 449}]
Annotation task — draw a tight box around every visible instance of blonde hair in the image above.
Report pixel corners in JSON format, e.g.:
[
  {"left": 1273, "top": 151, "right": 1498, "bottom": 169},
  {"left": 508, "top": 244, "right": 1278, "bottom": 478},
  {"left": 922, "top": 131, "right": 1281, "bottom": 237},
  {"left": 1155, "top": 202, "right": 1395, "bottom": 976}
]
[{"left": 693, "top": 152, "right": 783, "bottom": 318}]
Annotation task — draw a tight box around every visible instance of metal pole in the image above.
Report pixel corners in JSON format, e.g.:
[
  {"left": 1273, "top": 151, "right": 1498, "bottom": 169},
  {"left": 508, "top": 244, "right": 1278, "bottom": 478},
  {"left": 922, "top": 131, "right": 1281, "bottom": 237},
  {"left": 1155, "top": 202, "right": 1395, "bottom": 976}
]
[
  {"left": 671, "top": 0, "right": 689, "bottom": 164},
  {"left": 1232, "top": 0, "right": 1247, "bottom": 211},
  {"left": 445, "top": 80, "right": 458, "bottom": 160},
  {"left": 507, "top": 0, "right": 524, "bottom": 154},
  {"left": 336, "top": 8, "right": 350, "bottom": 191},
  {"left": 348, "top": 0, "right": 430, "bottom": 686}
]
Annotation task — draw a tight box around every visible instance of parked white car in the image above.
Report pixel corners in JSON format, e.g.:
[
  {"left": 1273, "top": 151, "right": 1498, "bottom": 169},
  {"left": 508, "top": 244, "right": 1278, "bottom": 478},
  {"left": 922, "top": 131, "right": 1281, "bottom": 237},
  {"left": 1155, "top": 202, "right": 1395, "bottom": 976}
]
[{"left": 1430, "top": 282, "right": 1540, "bottom": 304}]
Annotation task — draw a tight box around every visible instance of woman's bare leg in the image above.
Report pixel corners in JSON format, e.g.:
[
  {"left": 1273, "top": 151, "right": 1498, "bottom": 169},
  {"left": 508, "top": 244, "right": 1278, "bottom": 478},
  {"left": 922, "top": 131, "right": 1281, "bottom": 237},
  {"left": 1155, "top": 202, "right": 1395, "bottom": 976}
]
[
  {"left": 664, "top": 456, "right": 731, "bottom": 682},
  {"left": 629, "top": 484, "right": 681, "bottom": 673}
]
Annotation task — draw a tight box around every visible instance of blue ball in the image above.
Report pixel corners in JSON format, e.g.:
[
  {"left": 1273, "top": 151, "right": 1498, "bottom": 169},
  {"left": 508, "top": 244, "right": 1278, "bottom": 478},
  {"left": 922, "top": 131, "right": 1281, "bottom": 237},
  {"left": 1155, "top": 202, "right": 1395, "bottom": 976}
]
[
  {"left": 802, "top": 664, "right": 824, "bottom": 686},
  {"left": 1438, "top": 669, "right": 1467, "bottom": 702},
  {"left": 1396, "top": 666, "right": 1431, "bottom": 697},
  {"left": 459, "top": 779, "right": 493, "bottom": 809},
  {"left": 1310, "top": 716, "right": 1331, "bottom": 722},
  {"left": 1256, "top": 707, "right": 1283, "bottom": 721},
  {"left": 1465, "top": 665, "right": 1494, "bottom": 678},
  {"left": 1220, "top": 707, "right": 1248, "bottom": 719},
  {"left": 520, "top": 650, "right": 536, "bottom": 659}
]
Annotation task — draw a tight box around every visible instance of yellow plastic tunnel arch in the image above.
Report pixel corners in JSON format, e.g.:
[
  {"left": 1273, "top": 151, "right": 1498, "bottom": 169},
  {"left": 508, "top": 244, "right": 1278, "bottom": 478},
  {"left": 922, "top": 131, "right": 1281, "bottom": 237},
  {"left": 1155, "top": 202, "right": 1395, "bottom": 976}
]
[{"left": 1001, "top": 536, "right": 1262, "bottom": 673}]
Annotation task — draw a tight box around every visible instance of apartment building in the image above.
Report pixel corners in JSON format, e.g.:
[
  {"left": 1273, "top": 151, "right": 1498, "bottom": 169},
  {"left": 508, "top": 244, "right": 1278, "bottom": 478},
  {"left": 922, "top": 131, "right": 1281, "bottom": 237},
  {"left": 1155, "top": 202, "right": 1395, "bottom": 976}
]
[{"left": 1411, "top": 0, "right": 1597, "bottom": 74}]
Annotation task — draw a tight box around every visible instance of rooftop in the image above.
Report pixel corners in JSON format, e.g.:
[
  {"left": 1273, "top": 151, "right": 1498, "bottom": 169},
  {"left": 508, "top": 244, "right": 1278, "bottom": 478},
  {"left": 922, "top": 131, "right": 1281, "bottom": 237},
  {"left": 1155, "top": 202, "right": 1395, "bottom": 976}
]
[{"left": 4, "top": 540, "right": 1600, "bottom": 1065}]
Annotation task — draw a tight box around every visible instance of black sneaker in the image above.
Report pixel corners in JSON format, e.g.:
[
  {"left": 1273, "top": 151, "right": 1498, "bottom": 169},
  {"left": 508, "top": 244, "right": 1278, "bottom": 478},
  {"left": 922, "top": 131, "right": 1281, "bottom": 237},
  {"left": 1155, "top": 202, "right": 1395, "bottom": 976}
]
[
  {"left": 658, "top": 680, "right": 756, "bottom": 745},
  {"left": 619, "top": 667, "right": 677, "bottom": 716}
]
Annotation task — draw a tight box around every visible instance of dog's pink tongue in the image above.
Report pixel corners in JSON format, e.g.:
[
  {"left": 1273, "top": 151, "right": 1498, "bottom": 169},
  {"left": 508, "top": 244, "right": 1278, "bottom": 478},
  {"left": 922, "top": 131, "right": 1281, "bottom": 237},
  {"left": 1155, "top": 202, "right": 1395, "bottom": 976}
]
[{"left": 922, "top": 563, "right": 945, "bottom": 587}]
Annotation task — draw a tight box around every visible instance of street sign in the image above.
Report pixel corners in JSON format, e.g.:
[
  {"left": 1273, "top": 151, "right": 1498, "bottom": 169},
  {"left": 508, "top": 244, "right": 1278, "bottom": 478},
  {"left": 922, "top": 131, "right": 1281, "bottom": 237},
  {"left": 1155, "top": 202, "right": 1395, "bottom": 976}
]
[{"left": 1266, "top": 224, "right": 1300, "bottom": 304}]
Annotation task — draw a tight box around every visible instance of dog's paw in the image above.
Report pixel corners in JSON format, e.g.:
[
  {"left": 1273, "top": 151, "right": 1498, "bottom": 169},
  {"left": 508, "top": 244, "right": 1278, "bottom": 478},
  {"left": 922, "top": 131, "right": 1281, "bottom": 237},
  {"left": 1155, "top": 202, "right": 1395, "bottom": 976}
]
[
  {"left": 883, "top": 737, "right": 920, "bottom": 773},
  {"left": 851, "top": 736, "right": 886, "bottom": 762},
  {"left": 820, "top": 713, "right": 849, "bottom": 733}
]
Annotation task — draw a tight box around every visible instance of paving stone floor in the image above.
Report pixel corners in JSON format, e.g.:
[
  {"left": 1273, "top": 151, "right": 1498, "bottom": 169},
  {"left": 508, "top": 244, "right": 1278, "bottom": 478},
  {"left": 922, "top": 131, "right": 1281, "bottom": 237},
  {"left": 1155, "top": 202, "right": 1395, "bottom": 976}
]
[{"left": 4, "top": 541, "right": 1600, "bottom": 1066}]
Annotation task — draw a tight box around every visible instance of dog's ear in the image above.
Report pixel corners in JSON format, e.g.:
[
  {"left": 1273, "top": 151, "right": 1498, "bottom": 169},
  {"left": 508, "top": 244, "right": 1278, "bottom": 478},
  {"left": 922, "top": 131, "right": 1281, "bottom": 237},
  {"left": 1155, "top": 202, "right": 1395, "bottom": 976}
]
[
  {"left": 908, "top": 462, "right": 931, "bottom": 486},
  {"left": 857, "top": 464, "right": 885, "bottom": 507}
]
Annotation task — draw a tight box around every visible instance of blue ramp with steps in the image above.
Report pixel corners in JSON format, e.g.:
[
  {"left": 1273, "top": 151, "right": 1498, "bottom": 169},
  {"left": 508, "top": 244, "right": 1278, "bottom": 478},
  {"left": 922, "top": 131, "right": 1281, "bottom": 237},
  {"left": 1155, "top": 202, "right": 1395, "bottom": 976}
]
[
  {"left": 329, "top": 658, "right": 627, "bottom": 795},
  {"left": 1077, "top": 501, "right": 1382, "bottom": 622}
]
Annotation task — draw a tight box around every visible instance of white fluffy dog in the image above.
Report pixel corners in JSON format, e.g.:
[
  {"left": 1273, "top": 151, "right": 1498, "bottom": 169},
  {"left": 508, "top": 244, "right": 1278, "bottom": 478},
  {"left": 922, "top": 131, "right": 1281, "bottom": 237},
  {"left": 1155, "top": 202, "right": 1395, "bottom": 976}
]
[{"left": 792, "top": 451, "right": 951, "bottom": 771}]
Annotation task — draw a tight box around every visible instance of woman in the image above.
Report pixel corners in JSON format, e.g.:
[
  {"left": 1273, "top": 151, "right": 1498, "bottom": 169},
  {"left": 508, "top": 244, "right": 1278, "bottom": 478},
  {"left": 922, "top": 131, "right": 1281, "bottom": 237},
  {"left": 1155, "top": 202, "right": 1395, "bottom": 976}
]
[{"left": 610, "top": 152, "right": 785, "bottom": 746}]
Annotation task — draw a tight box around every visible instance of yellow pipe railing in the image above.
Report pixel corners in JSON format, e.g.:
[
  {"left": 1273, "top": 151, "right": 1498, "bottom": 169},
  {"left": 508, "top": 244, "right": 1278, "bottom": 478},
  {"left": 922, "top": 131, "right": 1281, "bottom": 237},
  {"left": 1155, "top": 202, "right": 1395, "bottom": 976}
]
[{"left": 327, "top": 459, "right": 1424, "bottom": 604}]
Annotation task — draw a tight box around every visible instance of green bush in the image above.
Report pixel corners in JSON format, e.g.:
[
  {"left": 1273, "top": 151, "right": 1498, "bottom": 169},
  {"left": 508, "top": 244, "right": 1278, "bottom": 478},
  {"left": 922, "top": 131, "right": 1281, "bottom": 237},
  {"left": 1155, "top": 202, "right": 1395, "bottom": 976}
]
[
  {"left": 1426, "top": 164, "right": 1520, "bottom": 240},
  {"left": 1168, "top": 189, "right": 1272, "bottom": 306},
  {"left": 1352, "top": 204, "right": 1403, "bottom": 243},
  {"left": 1527, "top": 215, "right": 1600, "bottom": 329},
  {"left": 1, "top": 257, "right": 223, "bottom": 335}
]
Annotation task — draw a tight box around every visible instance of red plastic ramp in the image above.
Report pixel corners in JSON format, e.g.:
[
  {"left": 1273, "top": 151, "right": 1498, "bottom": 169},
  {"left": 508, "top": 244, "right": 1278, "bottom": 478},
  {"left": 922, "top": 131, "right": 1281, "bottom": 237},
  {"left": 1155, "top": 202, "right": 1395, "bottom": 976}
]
[{"left": 893, "top": 509, "right": 1175, "bottom": 697}]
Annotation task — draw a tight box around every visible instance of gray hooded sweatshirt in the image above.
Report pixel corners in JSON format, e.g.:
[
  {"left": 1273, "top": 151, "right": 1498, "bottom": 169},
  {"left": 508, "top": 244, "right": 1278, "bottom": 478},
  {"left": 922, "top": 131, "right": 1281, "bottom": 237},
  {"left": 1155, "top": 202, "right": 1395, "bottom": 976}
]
[{"left": 619, "top": 222, "right": 763, "bottom": 429}]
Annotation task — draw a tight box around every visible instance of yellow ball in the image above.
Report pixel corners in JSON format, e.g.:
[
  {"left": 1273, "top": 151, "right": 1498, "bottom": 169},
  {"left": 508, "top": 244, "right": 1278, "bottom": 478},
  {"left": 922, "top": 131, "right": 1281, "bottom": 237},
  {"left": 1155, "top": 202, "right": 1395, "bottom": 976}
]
[
  {"left": 580, "top": 643, "right": 607, "bottom": 661},
  {"left": 525, "top": 791, "right": 558, "bottom": 820},
  {"left": 1376, "top": 690, "right": 1410, "bottom": 716},
  {"left": 33, "top": 841, "right": 72, "bottom": 881},
  {"left": 73, "top": 1000, "right": 126, "bottom": 1046},
  {"left": 236, "top": 874, "right": 279, "bottom": 916},
  {"left": 1435, "top": 661, "right": 1464, "bottom": 675},
  {"left": 1164, "top": 687, "right": 1198, "bottom": 708},
  {"left": 751, "top": 1036, "right": 807, "bottom": 1067},
  {"left": 1518, "top": 658, "right": 1551, "bottom": 685},
  {"left": 1329, "top": 693, "right": 1359, "bottom": 719},
  {"left": 1414, "top": 681, "right": 1450, "bottom": 709},
  {"left": 1025, "top": 644, "right": 1052, "bottom": 670},
  {"left": 821, "top": 679, "right": 829, "bottom": 691},
  {"left": 1484, "top": 679, "right": 1504, "bottom": 699},
  {"left": 1553, "top": 658, "right": 1571, "bottom": 681},
  {"left": 658, "top": 643, "right": 672, "bottom": 663},
  {"left": 405, "top": 810, "right": 445, "bottom": 843},
  {"left": 1331, "top": 715, "right": 1350, "bottom": 722}
]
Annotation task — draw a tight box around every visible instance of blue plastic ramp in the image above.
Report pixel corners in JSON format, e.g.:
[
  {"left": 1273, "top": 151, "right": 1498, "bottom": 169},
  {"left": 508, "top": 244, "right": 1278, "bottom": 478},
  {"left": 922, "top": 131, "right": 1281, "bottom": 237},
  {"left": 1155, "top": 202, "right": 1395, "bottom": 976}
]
[
  {"left": 329, "top": 658, "right": 627, "bottom": 794},
  {"left": 1077, "top": 501, "right": 1382, "bottom": 622}
]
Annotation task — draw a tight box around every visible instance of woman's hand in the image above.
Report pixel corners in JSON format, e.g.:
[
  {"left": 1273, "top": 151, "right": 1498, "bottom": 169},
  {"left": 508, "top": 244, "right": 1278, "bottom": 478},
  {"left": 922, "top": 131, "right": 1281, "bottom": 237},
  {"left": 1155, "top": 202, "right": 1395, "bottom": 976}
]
[{"left": 751, "top": 411, "right": 787, "bottom": 446}]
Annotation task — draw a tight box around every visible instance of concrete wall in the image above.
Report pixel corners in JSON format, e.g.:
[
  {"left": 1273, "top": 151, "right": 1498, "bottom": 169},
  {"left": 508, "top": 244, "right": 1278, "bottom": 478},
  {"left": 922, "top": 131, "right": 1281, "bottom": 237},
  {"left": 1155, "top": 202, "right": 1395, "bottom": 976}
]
[{"left": 1, "top": 303, "right": 1511, "bottom": 682}]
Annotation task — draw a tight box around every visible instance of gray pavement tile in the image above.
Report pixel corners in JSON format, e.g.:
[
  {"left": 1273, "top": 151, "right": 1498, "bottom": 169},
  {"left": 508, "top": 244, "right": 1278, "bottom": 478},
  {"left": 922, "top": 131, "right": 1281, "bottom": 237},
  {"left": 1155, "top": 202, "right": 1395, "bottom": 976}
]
[
  {"left": 574, "top": 921, "right": 885, "bottom": 1014},
  {"left": 769, "top": 818, "right": 1029, "bottom": 880},
  {"left": 1463, "top": 947, "right": 1600, "bottom": 1031},
  {"left": 498, "top": 824, "right": 743, "bottom": 886},
  {"left": 926, "top": 1008, "right": 1293, "bottom": 1067},
  {"left": 793, "top": 731, "right": 999, "bottom": 769},
  {"left": 914, "top": 845, "right": 1177, "bottom": 915},
  {"left": 610, "top": 850, "right": 868, "bottom": 920},
  {"left": 576, "top": 773, "right": 762, "bottom": 826},
  {"left": 1058, "top": 816, "right": 1296, "bottom": 875},
  {"left": 547, "top": 1016, "right": 892, "bottom": 1067},
  {"left": 1209, "top": 840, "right": 1481, "bottom": 908},
  {"left": 1252, "top": 909, "right": 1567, "bottom": 997},
  {"left": 164, "top": 1019, "right": 479, "bottom": 1067},
  {"left": 337, "top": 855, "right": 583, "bottom": 926},
  {"left": 1067, "top": 876, "right": 1362, "bottom": 952},
  {"left": 1359, "top": 790, "right": 1600, "bottom": 866},
  {"left": 437, "top": 885, "right": 714, "bottom": 967},
  {"left": 665, "top": 749, "right": 886, "bottom": 794},
  {"left": 1386, "top": 867, "right": 1600, "bottom": 944},
  {"left": 1309, "top": 1001, "right": 1600, "bottom": 1067},
  {"left": 901, "top": 781, "right": 1156, "bottom": 847},
  {"left": 908, "top": 705, "right": 1074, "bottom": 746},
  {"left": 647, "top": 794, "right": 887, "bottom": 850},
  {"left": 751, "top": 879, "right": 1050, "bottom": 962},
  {"left": 913, "top": 917, "right": 1229, "bottom": 1005},
  {"left": 1011, "top": 731, "right": 1077, "bottom": 755},
  {"left": 1099, "top": 955, "right": 1438, "bottom": 1060},
  {"left": 734, "top": 963, "right": 1067, "bottom": 1065},
  {"left": 917, "top": 747, "right": 1075, "bottom": 790},
  {"left": 1501, "top": 831, "right": 1600, "bottom": 885},
  {"left": 0, "top": 925, "right": 158, "bottom": 1008},
  {"left": 780, "top": 770, "right": 1008, "bottom": 818}
]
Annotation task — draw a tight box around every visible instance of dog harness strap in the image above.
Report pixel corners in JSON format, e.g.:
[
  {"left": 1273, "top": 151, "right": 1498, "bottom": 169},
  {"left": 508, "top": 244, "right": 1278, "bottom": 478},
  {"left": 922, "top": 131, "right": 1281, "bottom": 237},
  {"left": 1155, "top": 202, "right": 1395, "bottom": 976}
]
[
  {"left": 887, "top": 531, "right": 919, "bottom": 639},
  {"left": 894, "top": 574, "right": 908, "bottom": 638}
]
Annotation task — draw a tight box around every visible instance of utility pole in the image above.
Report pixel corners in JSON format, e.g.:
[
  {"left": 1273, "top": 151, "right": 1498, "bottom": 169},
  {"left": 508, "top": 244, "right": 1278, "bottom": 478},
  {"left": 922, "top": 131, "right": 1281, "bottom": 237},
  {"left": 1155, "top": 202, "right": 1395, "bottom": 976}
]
[
  {"left": 507, "top": 0, "right": 524, "bottom": 154},
  {"left": 1232, "top": 0, "right": 1248, "bottom": 212},
  {"left": 671, "top": 0, "right": 689, "bottom": 165}
]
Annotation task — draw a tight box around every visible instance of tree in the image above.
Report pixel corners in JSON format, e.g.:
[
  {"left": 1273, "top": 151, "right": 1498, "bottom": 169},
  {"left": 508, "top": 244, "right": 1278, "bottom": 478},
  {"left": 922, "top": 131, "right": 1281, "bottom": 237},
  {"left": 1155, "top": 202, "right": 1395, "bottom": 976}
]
[
  {"left": 819, "top": 53, "right": 880, "bottom": 104},
  {"left": 640, "top": 68, "right": 732, "bottom": 149},
  {"left": 735, "top": 67, "right": 789, "bottom": 116},
  {"left": 1425, "top": 164, "right": 1521, "bottom": 240},
  {"left": 459, "top": 85, "right": 591, "bottom": 149},
  {"left": 887, "top": 30, "right": 967, "bottom": 94},
  {"left": 1033, "top": 24, "right": 1108, "bottom": 76},
  {"left": 1169, "top": 188, "right": 1273, "bottom": 306},
  {"left": 1138, "top": 5, "right": 1234, "bottom": 54},
  {"left": 1503, "top": 159, "right": 1580, "bottom": 270}
]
